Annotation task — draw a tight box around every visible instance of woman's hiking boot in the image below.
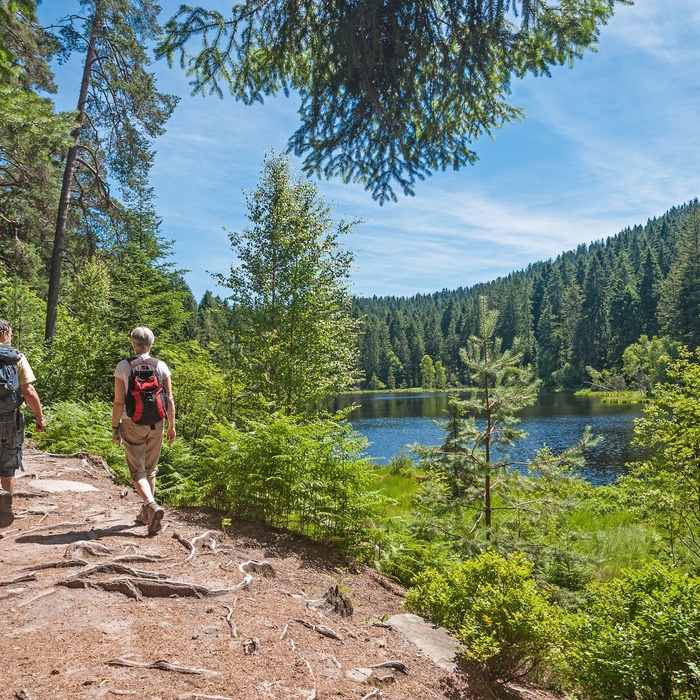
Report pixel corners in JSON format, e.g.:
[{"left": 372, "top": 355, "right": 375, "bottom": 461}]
[
  {"left": 135, "top": 503, "right": 149, "bottom": 524},
  {"left": 0, "top": 490, "right": 13, "bottom": 528},
  {"left": 146, "top": 501, "right": 164, "bottom": 535}
]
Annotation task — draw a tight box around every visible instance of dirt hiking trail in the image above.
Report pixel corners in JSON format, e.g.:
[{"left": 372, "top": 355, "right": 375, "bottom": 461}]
[{"left": 0, "top": 448, "right": 561, "bottom": 700}]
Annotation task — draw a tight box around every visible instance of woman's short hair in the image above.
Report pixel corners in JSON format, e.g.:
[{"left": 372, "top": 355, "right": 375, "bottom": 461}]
[
  {"left": 130, "top": 326, "right": 155, "bottom": 350},
  {"left": 0, "top": 318, "right": 11, "bottom": 336}
]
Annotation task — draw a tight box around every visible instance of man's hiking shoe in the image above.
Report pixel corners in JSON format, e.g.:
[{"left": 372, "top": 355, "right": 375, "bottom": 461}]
[
  {"left": 135, "top": 503, "right": 149, "bottom": 524},
  {"left": 0, "top": 490, "right": 13, "bottom": 528},
  {"left": 146, "top": 501, "right": 164, "bottom": 535}
]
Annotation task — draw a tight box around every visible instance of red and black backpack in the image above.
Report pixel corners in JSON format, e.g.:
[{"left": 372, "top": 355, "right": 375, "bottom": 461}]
[{"left": 124, "top": 356, "right": 167, "bottom": 427}]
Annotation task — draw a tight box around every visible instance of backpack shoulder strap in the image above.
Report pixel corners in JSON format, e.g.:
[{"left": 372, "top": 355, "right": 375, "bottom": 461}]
[
  {"left": 128, "top": 356, "right": 159, "bottom": 371},
  {"left": 0, "top": 345, "right": 20, "bottom": 365}
]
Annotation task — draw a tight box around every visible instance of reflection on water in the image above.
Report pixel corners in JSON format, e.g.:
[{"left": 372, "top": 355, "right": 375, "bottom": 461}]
[{"left": 334, "top": 392, "right": 645, "bottom": 485}]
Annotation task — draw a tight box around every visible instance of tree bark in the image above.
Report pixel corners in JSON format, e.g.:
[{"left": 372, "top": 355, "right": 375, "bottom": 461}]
[{"left": 45, "top": 27, "right": 98, "bottom": 341}]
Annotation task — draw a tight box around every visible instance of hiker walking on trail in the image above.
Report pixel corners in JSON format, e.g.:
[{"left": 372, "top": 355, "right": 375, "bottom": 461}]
[
  {"left": 0, "top": 318, "right": 46, "bottom": 528},
  {"left": 112, "top": 326, "right": 176, "bottom": 535}
]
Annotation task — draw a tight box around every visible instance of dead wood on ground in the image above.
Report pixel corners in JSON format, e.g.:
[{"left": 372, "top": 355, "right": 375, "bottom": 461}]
[
  {"left": 292, "top": 618, "right": 343, "bottom": 641},
  {"left": 107, "top": 658, "right": 220, "bottom": 675}
]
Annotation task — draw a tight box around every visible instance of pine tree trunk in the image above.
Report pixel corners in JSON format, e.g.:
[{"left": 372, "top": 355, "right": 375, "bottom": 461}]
[{"left": 45, "top": 29, "right": 98, "bottom": 341}]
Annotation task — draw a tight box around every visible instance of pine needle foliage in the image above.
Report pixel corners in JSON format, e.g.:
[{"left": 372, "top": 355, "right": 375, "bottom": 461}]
[{"left": 157, "top": 0, "right": 628, "bottom": 203}]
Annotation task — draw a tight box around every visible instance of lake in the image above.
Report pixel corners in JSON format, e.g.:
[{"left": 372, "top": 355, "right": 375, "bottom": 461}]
[{"left": 333, "top": 392, "right": 646, "bottom": 485}]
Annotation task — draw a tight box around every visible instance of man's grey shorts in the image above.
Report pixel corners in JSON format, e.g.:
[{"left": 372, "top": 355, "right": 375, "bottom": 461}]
[{"left": 0, "top": 410, "right": 24, "bottom": 477}]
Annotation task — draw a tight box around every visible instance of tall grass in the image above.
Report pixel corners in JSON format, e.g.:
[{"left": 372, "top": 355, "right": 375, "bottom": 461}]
[{"left": 566, "top": 506, "right": 661, "bottom": 578}]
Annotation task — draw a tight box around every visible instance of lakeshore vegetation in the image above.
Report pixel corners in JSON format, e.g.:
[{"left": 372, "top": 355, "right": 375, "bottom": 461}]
[{"left": 3, "top": 2, "right": 700, "bottom": 696}]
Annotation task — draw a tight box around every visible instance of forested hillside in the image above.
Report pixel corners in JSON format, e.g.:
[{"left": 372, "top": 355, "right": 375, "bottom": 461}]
[{"left": 354, "top": 200, "right": 700, "bottom": 390}]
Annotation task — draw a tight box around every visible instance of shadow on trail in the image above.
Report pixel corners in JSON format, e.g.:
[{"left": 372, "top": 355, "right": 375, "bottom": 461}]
[{"left": 16, "top": 522, "right": 147, "bottom": 545}]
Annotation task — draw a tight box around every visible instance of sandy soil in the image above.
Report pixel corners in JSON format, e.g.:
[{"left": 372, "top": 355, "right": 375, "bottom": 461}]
[{"left": 0, "top": 448, "right": 562, "bottom": 700}]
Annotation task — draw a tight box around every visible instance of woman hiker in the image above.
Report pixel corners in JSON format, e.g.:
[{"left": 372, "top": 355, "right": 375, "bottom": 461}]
[{"left": 112, "top": 326, "right": 176, "bottom": 534}]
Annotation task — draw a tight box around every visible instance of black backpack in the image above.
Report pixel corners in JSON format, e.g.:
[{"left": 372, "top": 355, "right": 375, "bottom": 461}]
[
  {"left": 124, "top": 356, "right": 168, "bottom": 427},
  {"left": 0, "top": 345, "right": 23, "bottom": 416}
]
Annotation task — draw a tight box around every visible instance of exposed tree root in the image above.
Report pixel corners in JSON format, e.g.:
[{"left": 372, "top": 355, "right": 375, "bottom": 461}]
[
  {"left": 176, "top": 694, "right": 236, "bottom": 700},
  {"left": 301, "top": 656, "right": 317, "bottom": 700},
  {"left": 22, "top": 560, "right": 88, "bottom": 572},
  {"left": 67, "top": 562, "right": 171, "bottom": 581},
  {"left": 242, "top": 637, "right": 260, "bottom": 655},
  {"left": 14, "top": 508, "right": 54, "bottom": 523},
  {"left": 64, "top": 541, "right": 113, "bottom": 560},
  {"left": 223, "top": 604, "right": 238, "bottom": 638},
  {"left": 61, "top": 576, "right": 234, "bottom": 600},
  {"left": 111, "top": 554, "right": 172, "bottom": 564},
  {"left": 171, "top": 530, "right": 223, "bottom": 566},
  {"left": 0, "top": 574, "right": 37, "bottom": 587},
  {"left": 42, "top": 451, "right": 89, "bottom": 459},
  {"left": 107, "top": 658, "right": 220, "bottom": 675},
  {"left": 17, "top": 588, "right": 56, "bottom": 607},
  {"left": 360, "top": 689, "right": 381, "bottom": 700}
]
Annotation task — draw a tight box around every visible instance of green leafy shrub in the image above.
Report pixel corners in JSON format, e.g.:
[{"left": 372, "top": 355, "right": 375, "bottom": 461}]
[
  {"left": 374, "top": 532, "right": 458, "bottom": 587},
  {"left": 404, "top": 551, "right": 564, "bottom": 682},
  {"left": 35, "top": 400, "right": 204, "bottom": 504},
  {"left": 201, "top": 413, "right": 381, "bottom": 554},
  {"left": 157, "top": 341, "right": 236, "bottom": 441},
  {"left": 564, "top": 562, "right": 700, "bottom": 699},
  {"left": 34, "top": 400, "right": 128, "bottom": 480}
]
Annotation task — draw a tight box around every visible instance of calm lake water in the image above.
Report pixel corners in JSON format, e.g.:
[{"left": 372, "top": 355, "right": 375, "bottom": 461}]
[{"left": 334, "top": 392, "right": 645, "bottom": 485}]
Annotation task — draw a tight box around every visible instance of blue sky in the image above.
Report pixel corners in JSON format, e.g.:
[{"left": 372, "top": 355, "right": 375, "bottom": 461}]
[{"left": 42, "top": 1, "right": 700, "bottom": 301}]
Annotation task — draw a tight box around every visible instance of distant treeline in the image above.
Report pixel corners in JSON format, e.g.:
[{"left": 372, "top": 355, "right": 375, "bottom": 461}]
[{"left": 351, "top": 200, "right": 700, "bottom": 390}]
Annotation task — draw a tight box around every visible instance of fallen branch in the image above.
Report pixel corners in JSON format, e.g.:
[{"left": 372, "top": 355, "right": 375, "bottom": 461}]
[
  {"left": 292, "top": 618, "right": 343, "bottom": 641},
  {"left": 176, "top": 694, "right": 236, "bottom": 700},
  {"left": 371, "top": 660, "right": 409, "bottom": 674},
  {"left": 107, "top": 658, "right": 219, "bottom": 676}
]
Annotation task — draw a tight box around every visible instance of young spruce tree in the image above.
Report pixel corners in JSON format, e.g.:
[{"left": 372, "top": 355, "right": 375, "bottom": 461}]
[{"left": 418, "top": 296, "right": 541, "bottom": 539}]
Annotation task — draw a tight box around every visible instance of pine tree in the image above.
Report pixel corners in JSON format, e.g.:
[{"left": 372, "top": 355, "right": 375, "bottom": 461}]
[
  {"left": 45, "top": 0, "right": 178, "bottom": 340},
  {"left": 157, "top": 0, "right": 625, "bottom": 202}
]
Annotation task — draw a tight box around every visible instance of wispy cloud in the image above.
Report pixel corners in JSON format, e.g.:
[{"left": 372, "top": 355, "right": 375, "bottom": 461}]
[{"left": 42, "top": 0, "right": 700, "bottom": 301}]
